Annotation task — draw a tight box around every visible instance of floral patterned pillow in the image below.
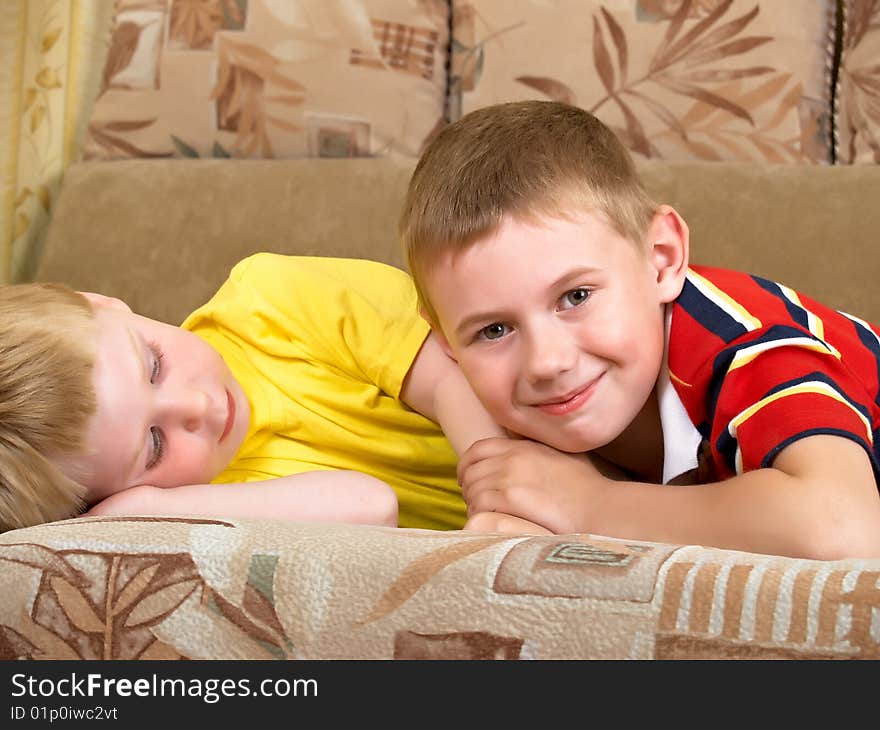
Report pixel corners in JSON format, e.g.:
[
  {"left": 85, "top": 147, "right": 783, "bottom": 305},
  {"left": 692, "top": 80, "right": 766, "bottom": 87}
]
[
  {"left": 82, "top": 0, "right": 449, "bottom": 159},
  {"left": 836, "top": 0, "right": 880, "bottom": 164},
  {"left": 451, "top": 0, "right": 836, "bottom": 163}
]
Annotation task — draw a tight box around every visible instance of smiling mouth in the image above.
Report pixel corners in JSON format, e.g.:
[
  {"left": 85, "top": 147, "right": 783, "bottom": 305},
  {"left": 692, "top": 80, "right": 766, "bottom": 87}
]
[
  {"left": 219, "top": 389, "right": 235, "bottom": 443},
  {"left": 534, "top": 376, "right": 602, "bottom": 416}
]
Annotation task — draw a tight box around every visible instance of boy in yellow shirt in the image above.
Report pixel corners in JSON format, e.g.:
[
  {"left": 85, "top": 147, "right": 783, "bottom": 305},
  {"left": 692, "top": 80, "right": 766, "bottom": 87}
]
[{"left": 0, "top": 253, "right": 503, "bottom": 532}]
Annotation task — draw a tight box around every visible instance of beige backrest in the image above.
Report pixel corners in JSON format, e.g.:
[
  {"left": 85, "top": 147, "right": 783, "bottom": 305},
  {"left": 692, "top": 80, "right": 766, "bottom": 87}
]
[
  {"left": 36, "top": 159, "right": 416, "bottom": 324},
  {"left": 36, "top": 159, "right": 880, "bottom": 325}
]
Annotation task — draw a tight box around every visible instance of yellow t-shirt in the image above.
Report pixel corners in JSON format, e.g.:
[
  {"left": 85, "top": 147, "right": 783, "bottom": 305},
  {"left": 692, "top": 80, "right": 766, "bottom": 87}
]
[{"left": 181, "top": 253, "right": 466, "bottom": 530}]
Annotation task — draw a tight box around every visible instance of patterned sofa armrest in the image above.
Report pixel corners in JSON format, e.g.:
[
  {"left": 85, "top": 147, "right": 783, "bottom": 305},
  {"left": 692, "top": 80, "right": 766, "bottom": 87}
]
[{"left": 2, "top": 517, "right": 877, "bottom": 659}]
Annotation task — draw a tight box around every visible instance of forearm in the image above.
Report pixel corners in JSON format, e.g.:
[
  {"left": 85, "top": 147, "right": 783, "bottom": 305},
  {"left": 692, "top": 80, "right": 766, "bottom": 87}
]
[
  {"left": 433, "top": 367, "right": 506, "bottom": 455},
  {"left": 590, "top": 468, "right": 880, "bottom": 559},
  {"left": 401, "top": 332, "right": 505, "bottom": 456},
  {"left": 88, "top": 471, "right": 398, "bottom": 527},
  {"left": 460, "top": 435, "right": 880, "bottom": 559}
]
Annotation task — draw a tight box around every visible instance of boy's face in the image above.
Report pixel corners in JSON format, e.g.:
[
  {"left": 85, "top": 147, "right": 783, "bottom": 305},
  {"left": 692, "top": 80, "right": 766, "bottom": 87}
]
[
  {"left": 67, "top": 299, "right": 251, "bottom": 503},
  {"left": 425, "top": 208, "right": 687, "bottom": 453}
]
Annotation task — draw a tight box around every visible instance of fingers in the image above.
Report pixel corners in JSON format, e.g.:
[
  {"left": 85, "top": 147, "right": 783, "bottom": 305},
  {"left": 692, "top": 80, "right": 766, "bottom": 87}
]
[
  {"left": 461, "top": 471, "right": 529, "bottom": 518},
  {"left": 458, "top": 454, "right": 505, "bottom": 503},
  {"left": 459, "top": 456, "right": 519, "bottom": 514},
  {"left": 456, "top": 436, "right": 518, "bottom": 484},
  {"left": 458, "top": 439, "right": 542, "bottom": 515}
]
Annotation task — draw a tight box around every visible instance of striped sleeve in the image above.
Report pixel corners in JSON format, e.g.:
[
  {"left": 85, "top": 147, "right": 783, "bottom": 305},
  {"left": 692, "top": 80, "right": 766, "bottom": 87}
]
[
  {"left": 669, "top": 266, "right": 880, "bottom": 480},
  {"left": 709, "top": 343, "right": 875, "bottom": 476}
]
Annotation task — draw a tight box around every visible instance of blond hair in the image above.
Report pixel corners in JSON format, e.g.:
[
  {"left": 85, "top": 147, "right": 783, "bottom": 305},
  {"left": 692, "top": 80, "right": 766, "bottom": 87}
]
[
  {"left": 400, "top": 100, "right": 658, "bottom": 323},
  {"left": 0, "top": 283, "right": 97, "bottom": 531}
]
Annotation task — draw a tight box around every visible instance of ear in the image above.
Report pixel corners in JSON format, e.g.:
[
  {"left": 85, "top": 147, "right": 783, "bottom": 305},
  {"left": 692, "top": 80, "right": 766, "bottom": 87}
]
[
  {"left": 78, "top": 291, "right": 132, "bottom": 312},
  {"left": 646, "top": 205, "right": 689, "bottom": 304},
  {"left": 420, "top": 306, "right": 457, "bottom": 361}
]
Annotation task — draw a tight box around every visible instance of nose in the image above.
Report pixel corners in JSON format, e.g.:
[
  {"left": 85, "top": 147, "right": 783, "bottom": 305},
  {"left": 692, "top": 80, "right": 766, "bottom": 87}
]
[
  {"left": 160, "top": 385, "right": 210, "bottom": 432},
  {"left": 522, "top": 324, "right": 577, "bottom": 383}
]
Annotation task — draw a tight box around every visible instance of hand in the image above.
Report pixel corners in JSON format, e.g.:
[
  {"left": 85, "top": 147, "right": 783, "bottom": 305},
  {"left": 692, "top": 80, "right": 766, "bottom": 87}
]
[
  {"left": 458, "top": 438, "right": 609, "bottom": 534},
  {"left": 84, "top": 485, "right": 161, "bottom": 517}
]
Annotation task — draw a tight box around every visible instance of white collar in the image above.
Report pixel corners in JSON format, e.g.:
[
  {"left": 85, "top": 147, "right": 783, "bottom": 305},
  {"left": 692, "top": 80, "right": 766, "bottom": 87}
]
[{"left": 656, "top": 306, "right": 704, "bottom": 484}]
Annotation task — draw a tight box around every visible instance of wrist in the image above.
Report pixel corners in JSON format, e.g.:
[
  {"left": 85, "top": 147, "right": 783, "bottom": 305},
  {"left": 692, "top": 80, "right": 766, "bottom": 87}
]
[{"left": 572, "top": 465, "right": 613, "bottom": 534}]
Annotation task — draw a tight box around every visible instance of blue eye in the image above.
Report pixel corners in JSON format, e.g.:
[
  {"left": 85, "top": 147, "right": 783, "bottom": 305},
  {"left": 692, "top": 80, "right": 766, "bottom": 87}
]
[
  {"left": 479, "top": 323, "right": 509, "bottom": 341},
  {"left": 146, "top": 427, "right": 164, "bottom": 470},
  {"left": 561, "top": 288, "right": 591, "bottom": 309}
]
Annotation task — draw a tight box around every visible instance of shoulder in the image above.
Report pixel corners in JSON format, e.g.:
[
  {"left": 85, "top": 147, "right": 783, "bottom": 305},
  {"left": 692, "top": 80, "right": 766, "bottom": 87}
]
[
  {"left": 670, "top": 266, "right": 827, "bottom": 389},
  {"left": 227, "top": 254, "right": 414, "bottom": 301},
  {"left": 670, "top": 265, "right": 820, "bottom": 362},
  {"left": 230, "top": 253, "right": 407, "bottom": 283},
  {"left": 669, "top": 266, "right": 878, "bottom": 415}
]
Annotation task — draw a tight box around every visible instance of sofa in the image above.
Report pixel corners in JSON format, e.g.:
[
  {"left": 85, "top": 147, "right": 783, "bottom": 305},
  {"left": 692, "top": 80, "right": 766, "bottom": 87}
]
[
  {"left": 0, "top": 156, "right": 875, "bottom": 660},
  {"left": 1, "top": 0, "right": 880, "bottom": 661}
]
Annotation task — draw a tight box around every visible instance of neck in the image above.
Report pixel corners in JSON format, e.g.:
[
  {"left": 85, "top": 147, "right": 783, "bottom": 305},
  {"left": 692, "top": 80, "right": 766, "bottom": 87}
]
[{"left": 595, "top": 389, "right": 664, "bottom": 483}]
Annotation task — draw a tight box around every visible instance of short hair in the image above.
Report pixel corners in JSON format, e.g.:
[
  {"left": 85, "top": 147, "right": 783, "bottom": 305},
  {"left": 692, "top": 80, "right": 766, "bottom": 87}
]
[
  {"left": 400, "top": 100, "right": 658, "bottom": 324},
  {"left": 0, "top": 283, "right": 97, "bottom": 531}
]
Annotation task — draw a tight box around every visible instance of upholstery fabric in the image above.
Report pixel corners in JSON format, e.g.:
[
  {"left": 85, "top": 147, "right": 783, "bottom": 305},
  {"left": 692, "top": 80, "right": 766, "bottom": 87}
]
[
  {"left": 81, "top": 0, "right": 450, "bottom": 160},
  {"left": 450, "top": 0, "right": 837, "bottom": 163},
  {"left": 2, "top": 517, "right": 879, "bottom": 659},
  {"left": 836, "top": 0, "right": 880, "bottom": 164}
]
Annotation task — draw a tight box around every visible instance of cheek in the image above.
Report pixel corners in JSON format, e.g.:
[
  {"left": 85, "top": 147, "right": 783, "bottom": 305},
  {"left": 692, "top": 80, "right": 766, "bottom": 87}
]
[
  {"left": 590, "top": 304, "right": 661, "bottom": 360},
  {"left": 153, "top": 439, "right": 219, "bottom": 488},
  {"left": 169, "top": 329, "right": 219, "bottom": 366},
  {"left": 456, "top": 354, "right": 514, "bottom": 411}
]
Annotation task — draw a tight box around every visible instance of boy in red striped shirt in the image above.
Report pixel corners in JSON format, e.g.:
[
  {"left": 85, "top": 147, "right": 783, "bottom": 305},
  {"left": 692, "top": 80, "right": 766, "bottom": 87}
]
[{"left": 401, "top": 100, "right": 880, "bottom": 559}]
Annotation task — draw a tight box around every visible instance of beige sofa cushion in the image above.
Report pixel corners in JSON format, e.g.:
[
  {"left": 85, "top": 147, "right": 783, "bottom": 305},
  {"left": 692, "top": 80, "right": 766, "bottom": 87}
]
[
  {"left": 836, "top": 0, "right": 880, "bottom": 164},
  {"left": 3, "top": 516, "right": 880, "bottom": 659},
  {"left": 451, "top": 0, "right": 836, "bottom": 163},
  {"left": 82, "top": 0, "right": 449, "bottom": 160}
]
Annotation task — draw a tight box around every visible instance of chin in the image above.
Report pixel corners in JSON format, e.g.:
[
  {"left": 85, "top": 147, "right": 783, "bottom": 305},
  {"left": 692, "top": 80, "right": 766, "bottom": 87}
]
[
  {"left": 552, "top": 438, "right": 600, "bottom": 454},
  {"left": 516, "top": 429, "right": 596, "bottom": 454},
  {"left": 538, "top": 418, "right": 625, "bottom": 453}
]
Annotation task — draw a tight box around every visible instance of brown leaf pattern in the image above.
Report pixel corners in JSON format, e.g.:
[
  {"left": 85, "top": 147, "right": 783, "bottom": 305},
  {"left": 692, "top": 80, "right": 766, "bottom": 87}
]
[
  {"left": 639, "top": 0, "right": 731, "bottom": 20},
  {"left": 210, "top": 35, "right": 305, "bottom": 158},
  {"left": 588, "top": 1, "right": 785, "bottom": 160},
  {"left": 84, "top": 119, "right": 173, "bottom": 159},
  {"left": 515, "top": 76, "right": 576, "bottom": 105},
  {"left": 356, "top": 535, "right": 511, "bottom": 625},
  {"left": 0, "top": 532, "right": 304, "bottom": 660},
  {"left": 168, "top": 0, "right": 246, "bottom": 50},
  {"left": 449, "top": 4, "right": 526, "bottom": 118},
  {"left": 80, "top": 0, "right": 448, "bottom": 160},
  {"left": 0, "top": 529, "right": 248, "bottom": 659},
  {"left": 838, "top": 0, "right": 880, "bottom": 163},
  {"left": 454, "top": 0, "right": 833, "bottom": 163},
  {"left": 100, "top": 21, "right": 143, "bottom": 93}
]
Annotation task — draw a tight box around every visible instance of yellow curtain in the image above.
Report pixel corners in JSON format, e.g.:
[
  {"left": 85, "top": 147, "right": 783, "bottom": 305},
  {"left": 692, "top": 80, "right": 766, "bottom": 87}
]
[{"left": 1, "top": 0, "right": 114, "bottom": 284}]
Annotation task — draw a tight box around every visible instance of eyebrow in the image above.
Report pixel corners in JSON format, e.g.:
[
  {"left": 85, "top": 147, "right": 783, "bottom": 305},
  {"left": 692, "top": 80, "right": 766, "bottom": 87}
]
[{"left": 452, "top": 266, "right": 602, "bottom": 339}]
